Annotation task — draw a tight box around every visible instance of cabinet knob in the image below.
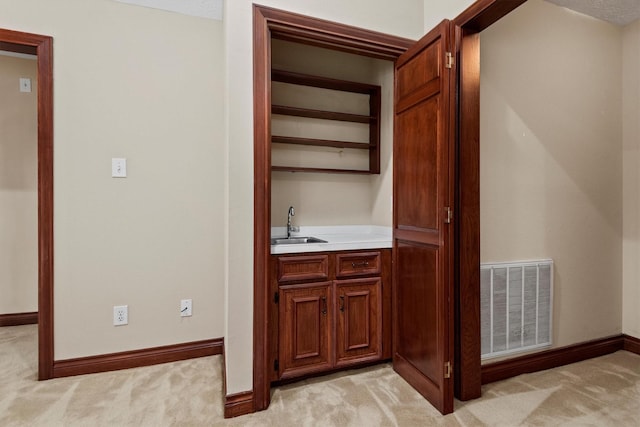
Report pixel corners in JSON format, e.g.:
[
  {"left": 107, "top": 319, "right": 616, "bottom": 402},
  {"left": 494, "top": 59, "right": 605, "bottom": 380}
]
[
  {"left": 321, "top": 297, "right": 327, "bottom": 315},
  {"left": 339, "top": 296, "right": 345, "bottom": 312}
]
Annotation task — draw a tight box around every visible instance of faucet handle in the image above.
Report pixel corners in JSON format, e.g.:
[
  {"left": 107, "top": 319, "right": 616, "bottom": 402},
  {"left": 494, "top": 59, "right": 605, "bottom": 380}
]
[{"left": 288, "top": 206, "right": 295, "bottom": 216}]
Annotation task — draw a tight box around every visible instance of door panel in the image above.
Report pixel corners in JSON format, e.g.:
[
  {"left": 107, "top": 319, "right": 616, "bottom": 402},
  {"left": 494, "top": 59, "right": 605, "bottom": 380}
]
[
  {"left": 397, "top": 40, "right": 440, "bottom": 99},
  {"left": 395, "top": 242, "right": 439, "bottom": 382},
  {"left": 396, "top": 97, "right": 439, "bottom": 231},
  {"left": 393, "top": 19, "right": 455, "bottom": 415}
]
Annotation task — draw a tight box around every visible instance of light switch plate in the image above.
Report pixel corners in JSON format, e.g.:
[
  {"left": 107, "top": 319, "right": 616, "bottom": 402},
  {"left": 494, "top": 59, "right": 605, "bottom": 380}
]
[
  {"left": 112, "top": 158, "right": 127, "bottom": 178},
  {"left": 180, "top": 299, "right": 193, "bottom": 317}
]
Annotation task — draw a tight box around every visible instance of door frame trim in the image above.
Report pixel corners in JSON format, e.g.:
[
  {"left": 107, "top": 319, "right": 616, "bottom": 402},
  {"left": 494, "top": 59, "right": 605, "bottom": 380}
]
[
  {"left": 452, "top": 0, "right": 527, "bottom": 399},
  {"left": 0, "top": 28, "right": 54, "bottom": 380}
]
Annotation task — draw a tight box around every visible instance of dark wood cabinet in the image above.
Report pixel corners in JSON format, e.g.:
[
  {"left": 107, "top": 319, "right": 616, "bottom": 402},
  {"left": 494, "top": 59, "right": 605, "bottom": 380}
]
[{"left": 271, "top": 249, "right": 391, "bottom": 382}]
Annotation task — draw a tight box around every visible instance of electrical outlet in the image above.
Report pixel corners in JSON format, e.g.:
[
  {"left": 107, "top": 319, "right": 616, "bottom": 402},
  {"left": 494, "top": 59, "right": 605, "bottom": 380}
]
[
  {"left": 180, "top": 299, "right": 192, "bottom": 317},
  {"left": 113, "top": 305, "right": 128, "bottom": 325}
]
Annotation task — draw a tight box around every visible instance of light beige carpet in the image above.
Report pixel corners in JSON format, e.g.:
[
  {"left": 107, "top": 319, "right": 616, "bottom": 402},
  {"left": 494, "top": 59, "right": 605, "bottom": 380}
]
[{"left": 2, "top": 324, "right": 639, "bottom": 426}]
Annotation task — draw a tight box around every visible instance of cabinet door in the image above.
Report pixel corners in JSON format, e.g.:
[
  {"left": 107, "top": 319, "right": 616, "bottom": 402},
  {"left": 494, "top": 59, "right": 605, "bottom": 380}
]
[
  {"left": 279, "top": 282, "right": 333, "bottom": 379},
  {"left": 335, "top": 278, "right": 382, "bottom": 367}
]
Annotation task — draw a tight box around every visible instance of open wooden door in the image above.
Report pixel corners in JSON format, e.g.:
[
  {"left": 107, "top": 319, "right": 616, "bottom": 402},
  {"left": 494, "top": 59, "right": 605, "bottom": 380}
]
[{"left": 392, "top": 20, "right": 456, "bottom": 415}]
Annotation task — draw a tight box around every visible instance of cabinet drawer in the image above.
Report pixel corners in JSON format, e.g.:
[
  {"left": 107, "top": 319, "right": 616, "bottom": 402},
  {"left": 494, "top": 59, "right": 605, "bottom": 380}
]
[
  {"left": 336, "top": 251, "right": 381, "bottom": 278},
  {"left": 277, "top": 254, "right": 329, "bottom": 283}
]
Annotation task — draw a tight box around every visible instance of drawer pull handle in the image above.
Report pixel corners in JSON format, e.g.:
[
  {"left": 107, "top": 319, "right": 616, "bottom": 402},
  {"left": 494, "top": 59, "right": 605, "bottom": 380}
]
[
  {"left": 339, "top": 296, "right": 345, "bottom": 312},
  {"left": 321, "top": 297, "right": 327, "bottom": 315},
  {"left": 351, "top": 261, "right": 369, "bottom": 268}
]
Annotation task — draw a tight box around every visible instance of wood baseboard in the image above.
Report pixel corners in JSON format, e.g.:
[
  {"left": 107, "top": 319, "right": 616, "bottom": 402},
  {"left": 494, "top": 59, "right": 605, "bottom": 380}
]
[
  {"left": 224, "top": 390, "right": 255, "bottom": 418},
  {"left": 623, "top": 334, "right": 640, "bottom": 355},
  {"left": 53, "top": 338, "right": 223, "bottom": 378},
  {"left": 0, "top": 312, "right": 38, "bottom": 327},
  {"left": 481, "top": 335, "right": 625, "bottom": 385}
]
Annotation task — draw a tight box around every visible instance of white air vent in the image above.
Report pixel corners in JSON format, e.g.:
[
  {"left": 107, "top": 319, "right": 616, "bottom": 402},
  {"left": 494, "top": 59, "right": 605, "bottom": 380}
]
[{"left": 481, "top": 260, "right": 553, "bottom": 360}]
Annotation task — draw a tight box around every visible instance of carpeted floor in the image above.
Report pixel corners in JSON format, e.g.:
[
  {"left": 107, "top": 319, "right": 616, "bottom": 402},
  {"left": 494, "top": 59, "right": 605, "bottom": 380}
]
[{"left": 2, "top": 324, "right": 639, "bottom": 426}]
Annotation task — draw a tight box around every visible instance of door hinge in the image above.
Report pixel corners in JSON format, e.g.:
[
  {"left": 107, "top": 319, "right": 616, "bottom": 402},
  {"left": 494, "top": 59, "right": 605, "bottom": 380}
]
[
  {"left": 444, "top": 207, "right": 453, "bottom": 224},
  {"left": 445, "top": 52, "right": 454, "bottom": 69},
  {"left": 274, "top": 292, "right": 279, "bottom": 304},
  {"left": 274, "top": 359, "right": 279, "bottom": 371},
  {"left": 444, "top": 361, "right": 452, "bottom": 379}
]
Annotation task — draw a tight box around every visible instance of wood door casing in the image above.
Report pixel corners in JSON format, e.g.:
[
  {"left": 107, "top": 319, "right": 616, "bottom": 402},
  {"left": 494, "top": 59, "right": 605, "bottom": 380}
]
[
  {"left": 279, "top": 282, "right": 333, "bottom": 379},
  {"left": 335, "top": 278, "right": 382, "bottom": 366},
  {"left": 392, "top": 19, "right": 455, "bottom": 415},
  {"left": 0, "top": 29, "right": 54, "bottom": 381}
]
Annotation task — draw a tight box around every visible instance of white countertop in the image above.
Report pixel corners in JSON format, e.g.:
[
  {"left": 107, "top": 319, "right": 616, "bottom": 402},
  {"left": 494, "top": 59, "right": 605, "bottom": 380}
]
[{"left": 270, "top": 225, "right": 392, "bottom": 254}]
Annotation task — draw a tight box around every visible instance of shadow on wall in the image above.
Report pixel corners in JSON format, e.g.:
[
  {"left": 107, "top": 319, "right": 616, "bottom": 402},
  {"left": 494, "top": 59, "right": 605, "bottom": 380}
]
[{"left": 479, "top": 0, "right": 623, "bottom": 345}]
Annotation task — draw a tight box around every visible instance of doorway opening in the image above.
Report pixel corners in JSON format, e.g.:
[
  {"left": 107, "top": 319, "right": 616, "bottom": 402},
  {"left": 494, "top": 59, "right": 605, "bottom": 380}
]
[
  {"left": 252, "top": 5, "right": 412, "bottom": 414},
  {"left": 0, "top": 29, "right": 54, "bottom": 381},
  {"left": 0, "top": 49, "right": 37, "bottom": 327}
]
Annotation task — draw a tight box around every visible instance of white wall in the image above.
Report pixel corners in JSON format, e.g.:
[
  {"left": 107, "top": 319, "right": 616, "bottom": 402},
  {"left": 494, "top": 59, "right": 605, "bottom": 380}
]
[
  {"left": 0, "top": 0, "right": 225, "bottom": 357},
  {"left": 0, "top": 55, "right": 37, "bottom": 314},
  {"left": 224, "top": 0, "right": 424, "bottom": 395},
  {"left": 480, "top": 0, "right": 623, "bottom": 350},
  {"left": 623, "top": 19, "right": 640, "bottom": 338}
]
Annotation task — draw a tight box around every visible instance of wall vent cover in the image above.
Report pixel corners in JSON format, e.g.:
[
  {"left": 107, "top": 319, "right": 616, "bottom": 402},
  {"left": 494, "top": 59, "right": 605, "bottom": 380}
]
[{"left": 481, "top": 259, "right": 553, "bottom": 360}]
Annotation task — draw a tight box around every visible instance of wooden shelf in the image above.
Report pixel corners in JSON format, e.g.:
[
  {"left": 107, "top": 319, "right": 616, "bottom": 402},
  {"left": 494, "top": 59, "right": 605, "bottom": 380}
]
[
  {"left": 271, "top": 136, "right": 374, "bottom": 150},
  {"left": 272, "top": 69, "right": 379, "bottom": 94},
  {"left": 272, "top": 105, "right": 373, "bottom": 124},
  {"left": 270, "top": 69, "right": 381, "bottom": 175},
  {"left": 272, "top": 166, "right": 374, "bottom": 174}
]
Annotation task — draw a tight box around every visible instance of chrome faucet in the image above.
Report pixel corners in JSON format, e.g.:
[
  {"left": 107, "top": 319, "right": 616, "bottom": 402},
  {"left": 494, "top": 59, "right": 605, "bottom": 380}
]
[{"left": 287, "top": 206, "right": 295, "bottom": 239}]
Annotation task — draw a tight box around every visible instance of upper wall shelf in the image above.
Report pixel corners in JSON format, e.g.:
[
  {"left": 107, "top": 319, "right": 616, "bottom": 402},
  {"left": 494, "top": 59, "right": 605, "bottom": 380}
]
[{"left": 270, "top": 69, "right": 381, "bottom": 175}]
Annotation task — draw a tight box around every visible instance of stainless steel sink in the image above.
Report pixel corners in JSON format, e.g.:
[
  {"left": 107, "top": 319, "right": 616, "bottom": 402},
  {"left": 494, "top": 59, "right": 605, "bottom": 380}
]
[{"left": 270, "top": 236, "right": 328, "bottom": 245}]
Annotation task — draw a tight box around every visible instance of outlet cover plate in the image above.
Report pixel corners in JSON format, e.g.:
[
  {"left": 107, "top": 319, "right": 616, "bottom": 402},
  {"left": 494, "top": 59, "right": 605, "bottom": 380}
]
[{"left": 114, "top": 305, "right": 128, "bottom": 325}]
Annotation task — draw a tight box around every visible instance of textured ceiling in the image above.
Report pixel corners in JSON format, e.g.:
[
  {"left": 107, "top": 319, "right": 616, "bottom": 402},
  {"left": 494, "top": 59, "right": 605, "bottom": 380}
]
[
  {"left": 545, "top": 0, "right": 640, "bottom": 26},
  {"left": 114, "top": 0, "right": 222, "bottom": 20}
]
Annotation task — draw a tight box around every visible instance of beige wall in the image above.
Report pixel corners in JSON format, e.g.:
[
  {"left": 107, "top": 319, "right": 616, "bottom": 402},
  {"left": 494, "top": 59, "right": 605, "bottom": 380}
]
[
  {"left": 270, "top": 40, "right": 393, "bottom": 228},
  {"left": 370, "top": 59, "right": 395, "bottom": 227},
  {"left": 623, "top": 19, "right": 640, "bottom": 338},
  {"left": 224, "top": 0, "right": 424, "bottom": 394},
  {"left": 423, "top": 0, "right": 473, "bottom": 31},
  {"left": 480, "top": 0, "right": 623, "bottom": 350},
  {"left": 0, "top": 54, "right": 37, "bottom": 314},
  {"left": 0, "top": 0, "right": 225, "bottom": 357}
]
